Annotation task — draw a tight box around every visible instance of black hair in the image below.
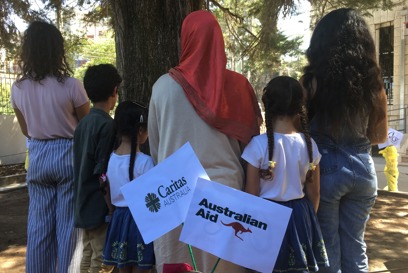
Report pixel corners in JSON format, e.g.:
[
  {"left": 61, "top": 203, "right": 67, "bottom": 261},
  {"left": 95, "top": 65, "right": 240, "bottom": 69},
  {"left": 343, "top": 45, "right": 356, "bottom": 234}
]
[
  {"left": 83, "top": 64, "right": 122, "bottom": 103},
  {"left": 303, "top": 8, "right": 383, "bottom": 138},
  {"left": 261, "top": 76, "right": 314, "bottom": 183},
  {"left": 113, "top": 101, "right": 148, "bottom": 181},
  {"left": 18, "top": 21, "right": 72, "bottom": 82}
]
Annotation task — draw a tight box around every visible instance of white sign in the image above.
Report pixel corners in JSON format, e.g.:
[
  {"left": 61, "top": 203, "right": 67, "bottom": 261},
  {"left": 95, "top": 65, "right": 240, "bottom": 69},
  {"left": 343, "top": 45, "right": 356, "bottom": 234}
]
[
  {"left": 180, "top": 178, "right": 292, "bottom": 273},
  {"left": 121, "top": 142, "right": 209, "bottom": 243},
  {"left": 378, "top": 128, "right": 404, "bottom": 149}
]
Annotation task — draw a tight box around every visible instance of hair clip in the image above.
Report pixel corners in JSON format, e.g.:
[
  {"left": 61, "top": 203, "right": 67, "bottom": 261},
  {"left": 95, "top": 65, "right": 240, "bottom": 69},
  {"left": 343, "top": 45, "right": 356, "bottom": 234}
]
[
  {"left": 140, "top": 115, "right": 144, "bottom": 123},
  {"left": 269, "top": 161, "right": 276, "bottom": 168},
  {"left": 309, "top": 163, "right": 316, "bottom": 171}
]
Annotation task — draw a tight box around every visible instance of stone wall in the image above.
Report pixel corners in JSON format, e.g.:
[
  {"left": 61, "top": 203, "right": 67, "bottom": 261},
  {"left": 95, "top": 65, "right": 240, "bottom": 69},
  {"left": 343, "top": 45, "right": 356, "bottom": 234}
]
[{"left": 0, "top": 115, "right": 26, "bottom": 165}]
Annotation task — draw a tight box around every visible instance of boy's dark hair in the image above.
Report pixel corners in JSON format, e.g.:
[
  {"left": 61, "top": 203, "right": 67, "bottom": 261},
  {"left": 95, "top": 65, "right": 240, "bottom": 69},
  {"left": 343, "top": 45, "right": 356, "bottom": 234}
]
[
  {"left": 83, "top": 64, "right": 122, "bottom": 103},
  {"left": 113, "top": 101, "right": 148, "bottom": 181},
  {"left": 18, "top": 21, "right": 72, "bottom": 82}
]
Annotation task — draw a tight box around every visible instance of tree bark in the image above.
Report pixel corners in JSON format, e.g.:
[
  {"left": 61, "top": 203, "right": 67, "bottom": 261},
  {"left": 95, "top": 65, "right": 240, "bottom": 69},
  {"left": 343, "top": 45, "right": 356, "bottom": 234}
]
[{"left": 109, "top": 0, "right": 202, "bottom": 104}]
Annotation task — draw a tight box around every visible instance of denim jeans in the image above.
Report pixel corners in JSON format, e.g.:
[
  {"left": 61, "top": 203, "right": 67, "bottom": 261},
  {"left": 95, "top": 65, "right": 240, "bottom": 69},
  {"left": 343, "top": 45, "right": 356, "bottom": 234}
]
[{"left": 312, "top": 134, "right": 377, "bottom": 273}]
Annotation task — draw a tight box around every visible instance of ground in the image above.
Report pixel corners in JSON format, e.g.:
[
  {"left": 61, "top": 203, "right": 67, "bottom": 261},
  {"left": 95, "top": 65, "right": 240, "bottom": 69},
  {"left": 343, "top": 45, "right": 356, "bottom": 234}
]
[
  {"left": 0, "top": 164, "right": 407, "bottom": 273},
  {"left": 0, "top": 163, "right": 26, "bottom": 176}
]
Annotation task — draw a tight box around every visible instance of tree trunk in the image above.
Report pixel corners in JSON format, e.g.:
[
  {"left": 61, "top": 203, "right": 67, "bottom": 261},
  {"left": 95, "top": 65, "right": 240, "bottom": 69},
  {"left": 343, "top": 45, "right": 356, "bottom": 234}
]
[{"left": 109, "top": 0, "right": 203, "bottom": 105}]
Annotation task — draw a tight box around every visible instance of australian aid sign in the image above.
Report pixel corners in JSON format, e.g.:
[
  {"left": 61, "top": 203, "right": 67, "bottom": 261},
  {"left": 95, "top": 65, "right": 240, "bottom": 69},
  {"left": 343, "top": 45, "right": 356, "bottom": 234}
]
[
  {"left": 180, "top": 178, "right": 292, "bottom": 273},
  {"left": 121, "top": 142, "right": 209, "bottom": 243}
]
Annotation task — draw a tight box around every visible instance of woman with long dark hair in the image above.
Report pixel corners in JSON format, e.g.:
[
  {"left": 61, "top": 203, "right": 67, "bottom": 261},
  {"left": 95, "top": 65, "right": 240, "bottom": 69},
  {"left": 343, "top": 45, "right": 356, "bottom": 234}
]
[
  {"left": 11, "top": 21, "right": 90, "bottom": 273},
  {"left": 302, "top": 8, "right": 388, "bottom": 273}
]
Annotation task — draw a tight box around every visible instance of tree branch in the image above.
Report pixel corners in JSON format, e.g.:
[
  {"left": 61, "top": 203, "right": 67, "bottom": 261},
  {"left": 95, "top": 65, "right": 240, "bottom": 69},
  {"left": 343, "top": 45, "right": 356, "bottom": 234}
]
[{"left": 209, "top": 0, "right": 244, "bottom": 23}]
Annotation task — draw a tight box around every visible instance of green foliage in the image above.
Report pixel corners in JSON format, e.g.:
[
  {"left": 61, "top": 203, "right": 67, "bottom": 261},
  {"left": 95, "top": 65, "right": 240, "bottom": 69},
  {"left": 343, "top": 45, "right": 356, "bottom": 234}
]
[
  {"left": 63, "top": 30, "right": 88, "bottom": 75},
  {"left": 211, "top": 0, "right": 303, "bottom": 97},
  {"left": 281, "top": 54, "right": 308, "bottom": 79},
  {"left": 73, "top": 33, "right": 116, "bottom": 81},
  {"left": 309, "top": 0, "right": 404, "bottom": 26},
  {"left": 0, "top": 0, "right": 400, "bottom": 102},
  {"left": 0, "top": 84, "right": 13, "bottom": 114}
]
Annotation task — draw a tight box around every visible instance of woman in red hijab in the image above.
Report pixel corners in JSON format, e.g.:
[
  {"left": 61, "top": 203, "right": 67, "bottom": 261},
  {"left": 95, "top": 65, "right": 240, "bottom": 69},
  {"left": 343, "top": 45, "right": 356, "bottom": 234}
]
[{"left": 148, "top": 10, "right": 261, "bottom": 273}]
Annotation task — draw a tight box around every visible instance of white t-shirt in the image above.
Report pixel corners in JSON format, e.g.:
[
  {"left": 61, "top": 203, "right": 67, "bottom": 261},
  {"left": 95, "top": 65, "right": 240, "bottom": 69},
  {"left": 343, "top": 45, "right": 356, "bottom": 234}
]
[
  {"left": 242, "top": 132, "right": 321, "bottom": 201},
  {"left": 107, "top": 151, "right": 155, "bottom": 207}
]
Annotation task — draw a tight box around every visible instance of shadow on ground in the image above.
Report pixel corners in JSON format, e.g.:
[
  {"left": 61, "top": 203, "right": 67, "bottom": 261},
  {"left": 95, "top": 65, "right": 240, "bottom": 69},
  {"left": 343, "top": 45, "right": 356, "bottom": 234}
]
[
  {"left": 366, "top": 191, "right": 408, "bottom": 272},
  {"left": 1, "top": 188, "right": 408, "bottom": 273}
]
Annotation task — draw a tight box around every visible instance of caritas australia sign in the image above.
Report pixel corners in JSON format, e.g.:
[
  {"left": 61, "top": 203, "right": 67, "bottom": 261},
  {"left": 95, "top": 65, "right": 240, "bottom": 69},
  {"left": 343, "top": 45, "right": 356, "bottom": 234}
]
[{"left": 121, "top": 142, "right": 209, "bottom": 244}]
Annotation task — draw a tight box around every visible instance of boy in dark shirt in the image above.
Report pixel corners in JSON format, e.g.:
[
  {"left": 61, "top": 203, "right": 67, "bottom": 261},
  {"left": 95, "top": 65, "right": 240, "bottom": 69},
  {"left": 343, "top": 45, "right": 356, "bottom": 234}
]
[{"left": 73, "top": 64, "right": 121, "bottom": 273}]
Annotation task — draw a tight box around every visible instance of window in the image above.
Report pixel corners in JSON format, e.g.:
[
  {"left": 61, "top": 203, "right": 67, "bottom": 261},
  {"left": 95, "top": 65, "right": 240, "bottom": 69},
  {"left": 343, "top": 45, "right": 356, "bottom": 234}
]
[{"left": 378, "top": 22, "right": 394, "bottom": 105}]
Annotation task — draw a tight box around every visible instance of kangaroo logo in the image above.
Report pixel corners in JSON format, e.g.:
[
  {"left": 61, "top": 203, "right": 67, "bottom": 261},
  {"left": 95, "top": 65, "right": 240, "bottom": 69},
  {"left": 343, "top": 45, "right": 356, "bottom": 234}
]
[{"left": 221, "top": 221, "right": 252, "bottom": 241}]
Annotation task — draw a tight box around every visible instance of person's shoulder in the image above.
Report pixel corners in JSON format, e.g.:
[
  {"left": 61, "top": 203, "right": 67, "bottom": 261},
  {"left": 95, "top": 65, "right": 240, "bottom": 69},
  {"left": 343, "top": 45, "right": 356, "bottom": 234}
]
[
  {"left": 248, "top": 133, "right": 267, "bottom": 145},
  {"left": 138, "top": 152, "right": 154, "bottom": 162},
  {"left": 63, "top": 76, "right": 82, "bottom": 87},
  {"left": 152, "top": 73, "right": 182, "bottom": 99},
  {"left": 226, "top": 69, "right": 249, "bottom": 83},
  {"left": 81, "top": 109, "right": 112, "bottom": 127},
  {"left": 11, "top": 78, "right": 31, "bottom": 90},
  {"left": 64, "top": 76, "right": 80, "bottom": 83},
  {"left": 226, "top": 69, "right": 244, "bottom": 77},
  {"left": 254, "top": 133, "right": 267, "bottom": 140},
  {"left": 153, "top": 73, "right": 170, "bottom": 83},
  {"left": 153, "top": 73, "right": 178, "bottom": 88},
  {"left": 138, "top": 152, "right": 154, "bottom": 163}
]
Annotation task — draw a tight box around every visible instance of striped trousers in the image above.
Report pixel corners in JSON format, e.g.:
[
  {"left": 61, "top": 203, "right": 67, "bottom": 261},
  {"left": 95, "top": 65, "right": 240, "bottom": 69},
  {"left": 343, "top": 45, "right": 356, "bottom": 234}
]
[{"left": 26, "top": 139, "right": 79, "bottom": 273}]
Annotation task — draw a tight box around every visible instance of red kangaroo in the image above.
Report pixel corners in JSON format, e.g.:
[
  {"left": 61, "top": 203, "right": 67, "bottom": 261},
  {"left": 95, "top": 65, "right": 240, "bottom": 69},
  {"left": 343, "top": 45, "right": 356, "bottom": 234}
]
[{"left": 221, "top": 221, "right": 252, "bottom": 241}]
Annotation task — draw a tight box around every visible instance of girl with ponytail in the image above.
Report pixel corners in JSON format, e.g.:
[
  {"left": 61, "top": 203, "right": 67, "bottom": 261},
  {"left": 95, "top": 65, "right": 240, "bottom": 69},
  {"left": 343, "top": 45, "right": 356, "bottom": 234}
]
[
  {"left": 102, "top": 101, "right": 155, "bottom": 273},
  {"left": 242, "top": 76, "right": 329, "bottom": 272}
]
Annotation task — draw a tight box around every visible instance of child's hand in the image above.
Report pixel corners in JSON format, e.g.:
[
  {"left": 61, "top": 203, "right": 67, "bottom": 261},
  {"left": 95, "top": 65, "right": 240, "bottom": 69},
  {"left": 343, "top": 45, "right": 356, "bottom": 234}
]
[{"left": 99, "top": 173, "right": 109, "bottom": 194}]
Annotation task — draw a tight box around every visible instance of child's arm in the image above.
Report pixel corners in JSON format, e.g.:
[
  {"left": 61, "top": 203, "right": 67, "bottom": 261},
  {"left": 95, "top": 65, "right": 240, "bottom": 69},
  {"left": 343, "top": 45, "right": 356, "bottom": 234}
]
[
  {"left": 245, "top": 163, "right": 260, "bottom": 196},
  {"left": 13, "top": 108, "right": 30, "bottom": 138},
  {"left": 100, "top": 174, "right": 115, "bottom": 218},
  {"left": 305, "top": 165, "right": 320, "bottom": 213}
]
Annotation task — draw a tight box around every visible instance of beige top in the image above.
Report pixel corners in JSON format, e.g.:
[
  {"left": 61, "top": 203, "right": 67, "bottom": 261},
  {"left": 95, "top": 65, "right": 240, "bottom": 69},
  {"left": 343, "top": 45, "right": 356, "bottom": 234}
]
[
  {"left": 148, "top": 74, "right": 250, "bottom": 273},
  {"left": 11, "top": 76, "right": 89, "bottom": 139},
  {"left": 148, "top": 74, "right": 244, "bottom": 189}
]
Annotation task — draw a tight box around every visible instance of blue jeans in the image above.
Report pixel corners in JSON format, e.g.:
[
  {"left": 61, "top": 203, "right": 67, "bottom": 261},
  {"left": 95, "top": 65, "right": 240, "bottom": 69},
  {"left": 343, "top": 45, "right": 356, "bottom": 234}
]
[{"left": 312, "top": 135, "right": 377, "bottom": 273}]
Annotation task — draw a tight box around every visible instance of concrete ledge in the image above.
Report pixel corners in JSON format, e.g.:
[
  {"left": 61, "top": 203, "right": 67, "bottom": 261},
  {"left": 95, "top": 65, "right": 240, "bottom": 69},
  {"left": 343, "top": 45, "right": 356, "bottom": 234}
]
[
  {"left": 0, "top": 173, "right": 26, "bottom": 187},
  {"left": 378, "top": 189, "right": 408, "bottom": 198},
  {"left": 0, "top": 174, "right": 27, "bottom": 192},
  {"left": 0, "top": 181, "right": 27, "bottom": 193}
]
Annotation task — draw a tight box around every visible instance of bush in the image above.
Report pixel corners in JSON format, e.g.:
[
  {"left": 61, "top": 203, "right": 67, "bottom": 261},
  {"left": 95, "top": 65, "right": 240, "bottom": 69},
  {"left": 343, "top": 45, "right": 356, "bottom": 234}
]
[{"left": 0, "top": 84, "right": 13, "bottom": 114}]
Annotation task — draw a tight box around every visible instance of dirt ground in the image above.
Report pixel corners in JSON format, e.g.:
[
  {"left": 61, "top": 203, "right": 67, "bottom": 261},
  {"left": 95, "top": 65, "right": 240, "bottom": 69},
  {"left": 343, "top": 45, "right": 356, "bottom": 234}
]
[
  {"left": 0, "top": 164, "right": 407, "bottom": 273},
  {"left": 0, "top": 163, "right": 26, "bottom": 176}
]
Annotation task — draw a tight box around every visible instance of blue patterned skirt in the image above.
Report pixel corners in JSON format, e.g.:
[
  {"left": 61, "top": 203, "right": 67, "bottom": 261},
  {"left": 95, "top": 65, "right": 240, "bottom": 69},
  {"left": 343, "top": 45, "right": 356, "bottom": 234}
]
[
  {"left": 102, "top": 207, "right": 154, "bottom": 269},
  {"left": 269, "top": 197, "right": 329, "bottom": 272}
]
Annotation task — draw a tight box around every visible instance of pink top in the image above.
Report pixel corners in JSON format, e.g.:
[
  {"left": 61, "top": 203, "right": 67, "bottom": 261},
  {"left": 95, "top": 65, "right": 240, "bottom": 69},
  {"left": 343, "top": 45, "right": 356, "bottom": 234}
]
[{"left": 11, "top": 76, "right": 89, "bottom": 139}]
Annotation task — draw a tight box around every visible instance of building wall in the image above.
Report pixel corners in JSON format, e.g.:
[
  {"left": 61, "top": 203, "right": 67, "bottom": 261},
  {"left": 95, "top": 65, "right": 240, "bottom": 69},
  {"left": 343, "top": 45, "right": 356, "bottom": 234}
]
[
  {"left": 366, "top": 4, "right": 408, "bottom": 117},
  {"left": 0, "top": 115, "right": 26, "bottom": 165},
  {"left": 311, "top": 3, "right": 408, "bottom": 133}
]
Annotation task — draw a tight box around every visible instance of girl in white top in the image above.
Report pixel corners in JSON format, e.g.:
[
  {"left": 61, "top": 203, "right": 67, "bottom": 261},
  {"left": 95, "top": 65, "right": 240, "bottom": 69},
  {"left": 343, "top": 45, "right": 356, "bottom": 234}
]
[
  {"left": 242, "top": 76, "right": 329, "bottom": 273},
  {"left": 102, "top": 101, "right": 154, "bottom": 273}
]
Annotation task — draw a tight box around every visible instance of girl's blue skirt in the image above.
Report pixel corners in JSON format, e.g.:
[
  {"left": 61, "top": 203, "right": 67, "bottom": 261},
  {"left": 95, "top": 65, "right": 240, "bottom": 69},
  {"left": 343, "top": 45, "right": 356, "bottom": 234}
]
[
  {"left": 102, "top": 207, "right": 154, "bottom": 269},
  {"left": 269, "top": 197, "right": 329, "bottom": 272}
]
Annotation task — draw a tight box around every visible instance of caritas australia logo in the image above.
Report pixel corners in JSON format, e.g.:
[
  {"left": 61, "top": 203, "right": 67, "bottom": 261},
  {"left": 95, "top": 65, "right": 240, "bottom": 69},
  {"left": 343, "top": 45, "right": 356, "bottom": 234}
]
[
  {"left": 145, "top": 193, "right": 161, "bottom": 212},
  {"left": 144, "top": 176, "right": 191, "bottom": 212}
]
